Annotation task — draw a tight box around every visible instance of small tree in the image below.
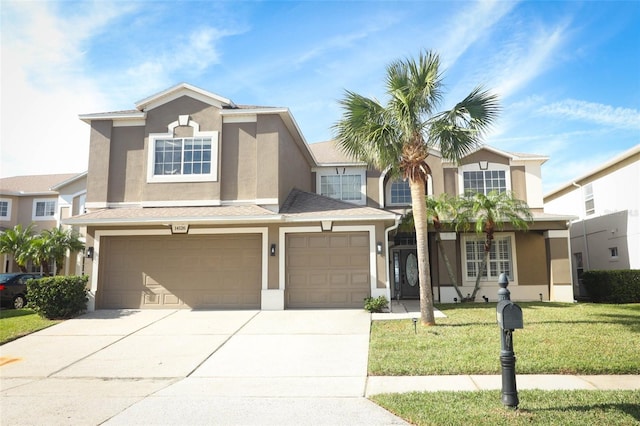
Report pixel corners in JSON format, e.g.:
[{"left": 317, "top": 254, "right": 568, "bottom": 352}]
[
  {"left": 460, "top": 190, "right": 532, "bottom": 300},
  {"left": 31, "top": 227, "right": 85, "bottom": 275},
  {"left": 0, "top": 224, "right": 35, "bottom": 272}
]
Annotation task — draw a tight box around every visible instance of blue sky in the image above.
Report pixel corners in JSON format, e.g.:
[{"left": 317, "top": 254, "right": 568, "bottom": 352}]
[{"left": 1, "top": 0, "right": 638, "bottom": 193}]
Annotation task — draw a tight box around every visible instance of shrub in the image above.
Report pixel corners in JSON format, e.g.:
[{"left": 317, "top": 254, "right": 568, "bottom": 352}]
[
  {"left": 582, "top": 270, "right": 640, "bottom": 303},
  {"left": 27, "top": 275, "right": 89, "bottom": 319},
  {"left": 364, "top": 295, "right": 389, "bottom": 313}
]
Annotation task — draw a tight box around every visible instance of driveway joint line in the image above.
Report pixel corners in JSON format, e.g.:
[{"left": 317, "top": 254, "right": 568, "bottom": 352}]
[
  {"left": 46, "top": 310, "right": 180, "bottom": 378},
  {"left": 185, "top": 310, "right": 261, "bottom": 378}
]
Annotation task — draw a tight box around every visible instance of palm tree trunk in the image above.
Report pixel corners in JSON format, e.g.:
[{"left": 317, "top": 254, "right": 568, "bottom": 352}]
[
  {"left": 471, "top": 242, "right": 491, "bottom": 300},
  {"left": 435, "top": 235, "right": 464, "bottom": 300},
  {"left": 410, "top": 179, "right": 435, "bottom": 325}
]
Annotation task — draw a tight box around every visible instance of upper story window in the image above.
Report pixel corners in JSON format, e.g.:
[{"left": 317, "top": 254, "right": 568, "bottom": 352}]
[
  {"left": 154, "top": 137, "right": 212, "bottom": 176},
  {"left": 316, "top": 167, "right": 366, "bottom": 205},
  {"left": 147, "top": 115, "right": 219, "bottom": 183},
  {"left": 584, "top": 183, "right": 595, "bottom": 216},
  {"left": 390, "top": 180, "right": 412, "bottom": 205},
  {"left": 33, "top": 199, "right": 56, "bottom": 221},
  {"left": 463, "top": 170, "right": 506, "bottom": 194},
  {"left": 458, "top": 162, "right": 510, "bottom": 196},
  {"left": 0, "top": 199, "right": 10, "bottom": 220}
]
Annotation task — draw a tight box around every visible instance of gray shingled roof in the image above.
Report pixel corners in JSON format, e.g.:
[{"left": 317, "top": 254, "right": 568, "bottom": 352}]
[
  {"left": 280, "top": 189, "right": 397, "bottom": 220},
  {"left": 308, "top": 140, "right": 361, "bottom": 164},
  {"left": 0, "top": 173, "right": 80, "bottom": 195}
]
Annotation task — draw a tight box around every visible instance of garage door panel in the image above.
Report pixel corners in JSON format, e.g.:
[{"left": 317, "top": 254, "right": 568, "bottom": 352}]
[
  {"left": 286, "top": 232, "right": 370, "bottom": 308},
  {"left": 100, "top": 234, "right": 261, "bottom": 309}
]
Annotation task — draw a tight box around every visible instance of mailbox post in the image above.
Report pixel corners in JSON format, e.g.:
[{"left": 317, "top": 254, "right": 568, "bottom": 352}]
[{"left": 496, "top": 273, "right": 523, "bottom": 409}]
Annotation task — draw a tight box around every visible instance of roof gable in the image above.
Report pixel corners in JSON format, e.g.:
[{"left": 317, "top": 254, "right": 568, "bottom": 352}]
[{"left": 135, "top": 83, "right": 236, "bottom": 112}]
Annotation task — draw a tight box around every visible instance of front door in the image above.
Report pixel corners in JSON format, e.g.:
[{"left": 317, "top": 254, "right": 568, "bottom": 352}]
[{"left": 392, "top": 248, "right": 420, "bottom": 299}]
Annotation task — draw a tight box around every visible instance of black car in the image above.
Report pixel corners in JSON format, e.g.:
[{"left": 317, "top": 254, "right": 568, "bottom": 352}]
[{"left": 0, "top": 273, "right": 42, "bottom": 309}]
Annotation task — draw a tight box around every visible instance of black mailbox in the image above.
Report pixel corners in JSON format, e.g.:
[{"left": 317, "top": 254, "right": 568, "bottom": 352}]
[{"left": 496, "top": 300, "right": 523, "bottom": 330}]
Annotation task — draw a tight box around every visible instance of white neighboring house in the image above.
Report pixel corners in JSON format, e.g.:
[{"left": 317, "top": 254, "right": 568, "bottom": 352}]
[{"left": 544, "top": 144, "right": 640, "bottom": 298}]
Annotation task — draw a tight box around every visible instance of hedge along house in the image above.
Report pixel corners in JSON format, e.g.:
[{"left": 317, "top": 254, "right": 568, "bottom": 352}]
[
  {"left": 65, "top": 83, "right": 574, "bottom": 311},
  {"left": 65, "top": 84, "right": 398, "bottom": 311}
]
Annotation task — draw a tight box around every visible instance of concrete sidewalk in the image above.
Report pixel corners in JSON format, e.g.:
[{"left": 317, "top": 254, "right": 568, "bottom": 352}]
[{"left": 366, "top": 374, "right": 640, "bottom": 396}]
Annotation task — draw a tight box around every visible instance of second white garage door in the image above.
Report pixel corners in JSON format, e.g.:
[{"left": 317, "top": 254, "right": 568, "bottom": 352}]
[
  {"left": 99, "top": 234, "right": 261, "bottom": 309},
  {"left": 286, "top": 232, "right": 370, "bottom": 308}
]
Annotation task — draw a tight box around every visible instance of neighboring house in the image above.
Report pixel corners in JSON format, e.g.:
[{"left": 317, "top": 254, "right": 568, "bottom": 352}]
[
  {"left": 65, "top": 83, "right": 574, "bottom": 311},
  {"left": 0, "top": 173, "right": 86, "bottom": 274},
  {"left": 544, "top": 144, "right": 640, "bottom": 298}
]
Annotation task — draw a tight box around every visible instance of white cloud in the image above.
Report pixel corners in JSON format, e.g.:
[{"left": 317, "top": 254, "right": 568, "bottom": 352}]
[
  {"left": 0, "top": 1, "right": 138, "bottom": 177},
  {"left": 538, "top": 99, "right": 640, "bottom": 130},
  {"left": 489, "top": 24, "right": 567, "bottom": 99},
  {"left": 437, "top": 0, "right": 519, "bottom": 69}
]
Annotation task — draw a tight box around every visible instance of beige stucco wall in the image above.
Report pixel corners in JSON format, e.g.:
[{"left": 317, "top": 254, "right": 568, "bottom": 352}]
[
  {"left": 108, "top": 126, "right": 145, "bottom": 203},
  {"left": 442, "top": 168, "right": 457, "bottom": 196},
  {"left": 86, "top": 121, "right": 112, "bottom": 204},
  {"left": 515, "top": 232, "right": 548, "bottom": 285},
  {"left": 221, "top": 122, "right": 258, "bottom": 201},
  {"left": 366, "top": 169, "right": 381, "bottom": 207},
  {"left": 511, "top": 166, "right": 527, "bottom": 201},
  {"left": 461, "top": 149, "right": 509, "bottom": 166},
  {"left": 275, "top": 118, "right": 312, "bottom": 205},
  {"left": 142, "top": 97, "right": 223, "bottom": 202}
]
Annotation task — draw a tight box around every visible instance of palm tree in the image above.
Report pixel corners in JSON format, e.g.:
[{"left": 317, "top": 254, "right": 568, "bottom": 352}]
[
  {"left": 0, "top": 224, "right": 35, "bottom": 272},
  {"left": 426, "top": 194, "right": 466, "bottom": 300},
  {"left": 460, "top": 190, "right": 532, "bottom": 300},
  {"left": 31, "top": 227, "right": 85, "bottom": 275},
  {"left": 333, "top": 50, "right": 499, "bottom": 325}
]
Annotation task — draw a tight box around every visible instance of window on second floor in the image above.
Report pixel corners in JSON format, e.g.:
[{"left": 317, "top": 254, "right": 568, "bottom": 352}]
[
  {"left": 0, "top": 199, "right": 10, "bottom": 220},
  {"left": 33, "top": 199, "right": 56, "bottom": 220},
  {"left": 147, "top": 117, "right": 219, "bottom": 183},
  {"left": 154, "top": 137, "right": 212, "bottom": 176},
  {"left": 584, "top": 183, "right": 595, "bottom": 215},
  {"left": 316, "top": 167, "right": 366, "bottom": 204},
  {"left": 463, "top": 170, "right": 507, "bottom": 195},
  {"left": 390, "top": 180, "right": 412, "bottom": 205}
]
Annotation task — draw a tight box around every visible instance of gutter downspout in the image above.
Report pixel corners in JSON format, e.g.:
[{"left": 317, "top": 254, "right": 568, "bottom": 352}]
[{"left": 384, "top": 215, "right": 402, "bottom": 302}]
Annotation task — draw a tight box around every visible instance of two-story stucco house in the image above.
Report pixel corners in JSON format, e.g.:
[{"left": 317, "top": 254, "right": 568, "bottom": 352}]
[
  {"left": 65, "top": 83, "right": 574, "bottom": 311},
  {"left": 544, "top": 144, "right": 640, "bottom": 298},
  {"left": 1, "top": 172, "right": 87, "bottom": 274}
]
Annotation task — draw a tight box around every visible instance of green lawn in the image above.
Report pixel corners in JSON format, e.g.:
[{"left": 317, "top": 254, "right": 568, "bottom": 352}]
[
  {"left": 369, "top": 302, "right": 640, "bottom": 375},
  {"left": 0, "top": 308, "right": 61, "bottom": 344},
  {"left": 372, "top": 389, "right": 640, "bottom": 426}
]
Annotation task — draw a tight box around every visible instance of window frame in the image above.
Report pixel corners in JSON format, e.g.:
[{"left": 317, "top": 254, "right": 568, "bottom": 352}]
[
  {"left": 146, "top": 117, "right": 219, "bottom": 184},
  {"left": 387, "top": 179, "right": 412, "bottom": 206},
  {"left": 0, "top": 198, "right": 11, "bottom": 220},
  {"left": 32, "top": 198, "right": 57, "bottom": 221},
  {"left": 315, "top": 167, "right": 366, "bottom": 205},
  {"left": 584, "top": 183, "right": 595, "bottom": 216},
  {"left": 458, "top": 163, "right": 511, "bottom": 196},
  {"left": 461, "top": 232, "right": 517, "bottom": 283}
]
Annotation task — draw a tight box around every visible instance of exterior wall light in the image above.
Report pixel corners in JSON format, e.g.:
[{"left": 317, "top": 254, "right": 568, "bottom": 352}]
[
  {"left": 270, "top": 243, "right": 276, "bottom": 256},
  {"left": 376, "top": 242, "right": 383, "bottom": 255},
  {"left": 86, "top": 247, "right": 94, "bottom": 259}
]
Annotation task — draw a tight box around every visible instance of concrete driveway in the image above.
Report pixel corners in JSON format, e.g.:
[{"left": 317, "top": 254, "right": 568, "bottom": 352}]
[{"left": 0, "top": 309, "right": 407, "bottom": 425}]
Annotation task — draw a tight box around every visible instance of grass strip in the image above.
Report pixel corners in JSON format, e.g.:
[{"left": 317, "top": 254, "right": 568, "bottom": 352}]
[
  {"left": 371, "top": 389, "right": 640, "bottom": 426},
  {"left": 369, "top": 303, "right": 640, "bottom": 375},
  {"left": 0, "top": 309, "right": 61, "bottom": 344}
]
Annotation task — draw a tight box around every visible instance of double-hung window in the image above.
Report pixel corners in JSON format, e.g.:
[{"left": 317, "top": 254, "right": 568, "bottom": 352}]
[
  {"left": 463, "top": 170, "right": 507, "bottom": 195},
  {"left": 584, "top": 183, "right": 595, "bottom": 216},
  {"left": 33, "top": 199, "right": 56, "bottom": 220},
  {"left": 390, "top": 180, "right": 412, "bottom": 205},
  {"left": 147, "top": 118, "right": 218, "bottom": 183},
  {"left": 317, "top": 168, "right": 366, "bottom": 204},
  {"left": 154, "top": 137, "right": 212, "bottom": 176},
  {"left": 0, "top": 199, "right": 10, "bottom": 220},
  {"left": 464, "top": 234, "right": 514, "bottom": 281}
]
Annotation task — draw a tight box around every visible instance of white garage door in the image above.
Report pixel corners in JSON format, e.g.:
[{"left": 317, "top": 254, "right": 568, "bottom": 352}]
[
  {"left": 286, "top": 232, "right": 370, "bottom": 308},
  {"left": 99, "top": 234, "right": 261, "bottom": 309}
]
